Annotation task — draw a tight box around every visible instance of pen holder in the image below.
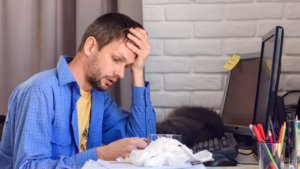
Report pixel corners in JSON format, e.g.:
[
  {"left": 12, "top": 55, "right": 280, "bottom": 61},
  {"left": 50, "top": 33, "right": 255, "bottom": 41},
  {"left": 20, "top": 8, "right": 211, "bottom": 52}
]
[
  {"left": 287, "top": 120, "right": 299, "bottom": 169},
  {"left": 257, "top": 142, "right": 285, "bottom": 169}
]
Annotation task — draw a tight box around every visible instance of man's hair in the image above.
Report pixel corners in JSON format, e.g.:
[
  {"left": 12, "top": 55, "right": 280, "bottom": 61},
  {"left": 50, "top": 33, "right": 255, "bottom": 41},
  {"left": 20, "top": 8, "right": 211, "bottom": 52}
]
[{"left": 78, "top": 13, "right": 144, "bottom": 52}]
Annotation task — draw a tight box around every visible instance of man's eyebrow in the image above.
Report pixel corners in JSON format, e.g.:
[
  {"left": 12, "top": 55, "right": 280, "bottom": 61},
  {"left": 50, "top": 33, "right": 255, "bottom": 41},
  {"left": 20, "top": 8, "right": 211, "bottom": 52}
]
[{"left": 115, "top": 52, "right": 127, "bottom": 62}]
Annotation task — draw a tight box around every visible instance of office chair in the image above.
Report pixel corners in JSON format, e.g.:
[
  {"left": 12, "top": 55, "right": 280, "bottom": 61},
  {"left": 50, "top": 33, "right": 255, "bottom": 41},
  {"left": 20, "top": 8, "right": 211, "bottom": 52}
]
[
  {"left": 0, "top": 115, "right": 5, "bottom": 142},
  {"left": 0, "top": 115, "right": 5, "bottom": 125}
]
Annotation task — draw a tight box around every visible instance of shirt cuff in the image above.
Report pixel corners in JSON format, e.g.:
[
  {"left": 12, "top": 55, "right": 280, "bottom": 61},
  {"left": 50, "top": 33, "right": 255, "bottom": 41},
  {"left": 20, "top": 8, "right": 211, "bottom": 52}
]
[
  {"left": 132, "top": 81, "right": 150, "bottom": 106},
  {"left": 75, "top": 148, "right": 97, "bottom": 168}
]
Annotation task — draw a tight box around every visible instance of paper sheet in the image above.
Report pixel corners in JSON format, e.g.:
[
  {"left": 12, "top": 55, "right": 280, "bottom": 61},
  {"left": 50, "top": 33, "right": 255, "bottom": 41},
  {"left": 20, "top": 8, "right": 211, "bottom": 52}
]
[
  {"left": 116, "top": 137, "right": 213, "bottom": 167},
  {"left": 82, "top": 159, "right": 207, "bottom": 169}
]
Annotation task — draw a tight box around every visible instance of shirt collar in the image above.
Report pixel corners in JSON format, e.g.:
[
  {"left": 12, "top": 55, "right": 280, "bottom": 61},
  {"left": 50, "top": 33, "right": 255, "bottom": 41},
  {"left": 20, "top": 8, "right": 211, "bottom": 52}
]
[{"left": 57, "top": 55, "right": 77, "bottom": 86}]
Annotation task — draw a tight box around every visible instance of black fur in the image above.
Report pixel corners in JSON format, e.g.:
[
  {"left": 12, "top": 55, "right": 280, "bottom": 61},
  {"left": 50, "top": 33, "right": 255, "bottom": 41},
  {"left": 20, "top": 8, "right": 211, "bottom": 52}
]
[{"left": 156, "top": 106, "right": 225, "bottom": 147}]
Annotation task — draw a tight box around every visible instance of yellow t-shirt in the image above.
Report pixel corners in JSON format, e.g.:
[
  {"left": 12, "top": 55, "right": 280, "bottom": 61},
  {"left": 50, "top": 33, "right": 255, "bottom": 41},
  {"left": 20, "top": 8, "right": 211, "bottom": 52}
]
[{"left": 77, "top": 88, "right": 91, "bottom": 152}]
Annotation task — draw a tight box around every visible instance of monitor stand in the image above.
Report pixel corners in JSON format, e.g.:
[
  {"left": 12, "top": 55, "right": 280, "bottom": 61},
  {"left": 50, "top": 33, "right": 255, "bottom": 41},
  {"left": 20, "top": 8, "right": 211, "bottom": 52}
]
[{"left": 233, "top": 133, "right": 256, "bottom": 150}]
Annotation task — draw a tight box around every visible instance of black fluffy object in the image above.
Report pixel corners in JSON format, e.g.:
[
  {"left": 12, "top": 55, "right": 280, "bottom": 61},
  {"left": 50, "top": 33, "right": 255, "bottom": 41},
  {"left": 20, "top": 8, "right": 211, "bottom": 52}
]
[{"left": 156, "top": 106, "right": 225, "bottom": 147}]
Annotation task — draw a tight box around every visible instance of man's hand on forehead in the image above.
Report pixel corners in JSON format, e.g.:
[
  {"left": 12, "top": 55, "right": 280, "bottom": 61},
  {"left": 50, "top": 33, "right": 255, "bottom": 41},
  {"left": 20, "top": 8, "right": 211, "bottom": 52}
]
[
  {"left": 125, "top": 27, "right": 151, "bottom": 73},
  {"left": 126, "top": 38, "right": 139, "bottom": 49}
]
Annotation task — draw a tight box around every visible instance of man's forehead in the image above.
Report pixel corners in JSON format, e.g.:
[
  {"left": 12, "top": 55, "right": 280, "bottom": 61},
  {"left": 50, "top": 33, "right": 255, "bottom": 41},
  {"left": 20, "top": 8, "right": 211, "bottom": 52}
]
[
  {"left": 109, "top": 38, "right": 136, "bottom": 63},
  {"left": 114, "top": 51, "right": 135, "bottom": 64}
]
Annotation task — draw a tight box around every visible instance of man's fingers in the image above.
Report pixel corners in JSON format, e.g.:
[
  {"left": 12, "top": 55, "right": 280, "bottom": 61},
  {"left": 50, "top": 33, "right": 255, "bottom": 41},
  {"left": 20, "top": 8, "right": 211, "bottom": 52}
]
[
  {"left": 126, "top": 41, "right": 140, "bottom": 55},
  {"left": 133, "top": 138, "right": 148, "bottom": 150},
  {"left": 127, "top": 34, "right": 144, "bottom": 49},
  {"left": 129, "top": 28, "right": 146, "bottom": 42}
]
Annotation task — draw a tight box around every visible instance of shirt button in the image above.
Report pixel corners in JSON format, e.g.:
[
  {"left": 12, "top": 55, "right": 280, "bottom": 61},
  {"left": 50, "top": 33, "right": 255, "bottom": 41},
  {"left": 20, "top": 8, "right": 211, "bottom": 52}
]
[
  {"left": 148, "top": 120, "right": 151, "bottom": 123},
  {"left": 147, "top": 95, "right": 149, "bottom": 97},
  {"left": 77, "top": 86, "right": 79, "bottom": 89},
  {"left": 139, "top": 95, "right": 143, "bottom": 98},
  {"left": 72, "top": 106, "right": 74, "bottom": 109}
]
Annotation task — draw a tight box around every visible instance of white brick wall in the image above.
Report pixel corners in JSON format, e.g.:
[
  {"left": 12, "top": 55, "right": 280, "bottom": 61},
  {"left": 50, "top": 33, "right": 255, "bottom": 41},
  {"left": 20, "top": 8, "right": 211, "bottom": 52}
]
[
  {"left": 165, "top": 40, "right": 222, "bottom": 55},
  {"left": 226, "top": 4, "right": 283, "bottom": 20},
  {"left": 143, "top": 0, "right": 300, "bottom": 121},
  {"left": 165, "top": 6, "right": 222, "bottom": 21},
  {"left": 194, "top": 22, "right": 255, "bottom": 37}
]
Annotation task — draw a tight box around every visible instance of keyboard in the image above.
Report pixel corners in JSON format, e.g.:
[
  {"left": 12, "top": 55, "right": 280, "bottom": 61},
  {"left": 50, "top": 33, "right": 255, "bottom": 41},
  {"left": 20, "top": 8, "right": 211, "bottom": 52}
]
[{"left": 192, "top": 136, "right": 239, "bottom": 160}]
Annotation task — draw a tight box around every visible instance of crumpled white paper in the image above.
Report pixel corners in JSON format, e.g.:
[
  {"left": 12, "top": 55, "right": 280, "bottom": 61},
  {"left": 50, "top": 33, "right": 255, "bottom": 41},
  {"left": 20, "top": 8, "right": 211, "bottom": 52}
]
[{"left": 116, "top": 137, "right": 213, "bottom": 167}]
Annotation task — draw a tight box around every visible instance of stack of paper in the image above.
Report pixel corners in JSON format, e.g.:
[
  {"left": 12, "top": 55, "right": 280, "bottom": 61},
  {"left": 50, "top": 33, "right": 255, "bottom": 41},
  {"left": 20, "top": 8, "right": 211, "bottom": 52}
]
[{"left": 82, "top": 160, "right": 206, "bottom": 169}]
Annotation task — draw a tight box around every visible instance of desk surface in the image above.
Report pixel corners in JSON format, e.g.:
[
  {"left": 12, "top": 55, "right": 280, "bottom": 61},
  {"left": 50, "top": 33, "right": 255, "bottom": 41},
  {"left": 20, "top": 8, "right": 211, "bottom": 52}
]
[
  {"left": 206, "top": 149, "right": 257, "bottom": 169},
  {"left": 206, "top": 149, "right": 290, "bottom": 169}
]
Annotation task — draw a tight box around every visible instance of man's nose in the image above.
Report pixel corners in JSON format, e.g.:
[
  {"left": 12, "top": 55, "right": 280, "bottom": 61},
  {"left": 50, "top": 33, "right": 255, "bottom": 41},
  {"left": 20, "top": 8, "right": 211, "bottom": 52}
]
[{"left": 115, "top": 67, "right": 125, "bottom": 79}]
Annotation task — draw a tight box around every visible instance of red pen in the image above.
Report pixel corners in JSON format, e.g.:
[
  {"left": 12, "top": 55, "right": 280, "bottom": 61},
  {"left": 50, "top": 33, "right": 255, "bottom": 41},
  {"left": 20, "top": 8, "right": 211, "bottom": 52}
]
[
  {"left": 269, "top": 162, "right": 276, "bottom": 169},
  {"left": 252, "top": 124, "right": 278, "bottom": 169},
  {"left": 253, "top": 125, "right": 263, "bottom": 142},
  {"left": 257, "top": 124, "right": 266, "bottom": 141}
]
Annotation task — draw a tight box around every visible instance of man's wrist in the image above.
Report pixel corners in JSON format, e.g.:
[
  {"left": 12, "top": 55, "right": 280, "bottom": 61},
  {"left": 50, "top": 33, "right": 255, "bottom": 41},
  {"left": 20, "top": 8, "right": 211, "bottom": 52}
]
[
  {"left": 131, "top": 69, "right": 144, "bottom": 87},
  {"left": 96, "top": 146, "right": 105, "bottom": 160}
]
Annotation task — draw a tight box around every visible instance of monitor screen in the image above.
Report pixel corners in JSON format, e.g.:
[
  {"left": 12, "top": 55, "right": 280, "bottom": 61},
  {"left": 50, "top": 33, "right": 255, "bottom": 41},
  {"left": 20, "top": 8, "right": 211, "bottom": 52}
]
[
  {"left": 221, "top": 55, "right": 260, "bottom": 136},
  {"left": 253, "top": 36, "right": 275, "bottom": 125}
]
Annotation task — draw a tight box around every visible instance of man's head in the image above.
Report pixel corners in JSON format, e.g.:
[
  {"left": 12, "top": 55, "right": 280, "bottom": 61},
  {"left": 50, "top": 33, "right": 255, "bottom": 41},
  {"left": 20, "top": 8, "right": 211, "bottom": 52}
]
[
  {"left": 78, "top": 13, "right": 143, "bottom": 52},
  {"left": 78, "top": 13, "right": 144, "bottom": 91}
]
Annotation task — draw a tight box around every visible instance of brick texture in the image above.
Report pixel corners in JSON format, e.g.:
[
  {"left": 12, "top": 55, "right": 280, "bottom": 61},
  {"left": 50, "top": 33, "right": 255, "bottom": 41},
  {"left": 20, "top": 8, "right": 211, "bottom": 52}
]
[
  {"left": 151, "top": 92, "right": 191, "bottom": 107},
  {"left": 149, "top": 40, "right": 163, "bottom": 56},
  {"left": 286, "top": 75, "right": 300, "bottom": 91},
  {"left": 195, "top": 0, "right": 251, "bottom": 2},
  {"left": 145, "top": 57, "right": 190, "bottom": 73},
  {"left": 143, "top": 0, "right": 190, "bottom": 4},
  {"left": 192, "top": 92, "right": 224, "bottom": 108},
  {"left": 285, "top": 39, "right": 300, "bottom": 55},
  {"left": 143, "top": 0, "right": 300, "bottom": 121},
  {"left": 226, "top": 39, "right": 262, "bottom": 54},
  {"left": 164, "top": 74, "right": 223, "bottom": 90},
  {"left": 226, "top": 4, "right": 282, "bottom": 20},
  {"left": 145, "top": 74, "right": 163, "bottom": 91},
  {"left": 143, "top": 6, "right": 163, "bottom": 21},
  {"left": 193, "top": 58, "right": 229, "bottom": 72},
  {"left": 286, "top": 3, "right": 300, "bottom": 19},
  {"left": 194, "top": 22, "right": 255, "bottom": 37},
  {"left": 144, "top": 23, "right": 191, "bottom": 39},
  {"left": 165, "top": 40, "right": 222, "bottom": 56},
  {"left": 281, "top": 57, "right": 300, "bottom": 72},
  {"left": 166, "top": 6, "right": 222, "bottom": 21}
]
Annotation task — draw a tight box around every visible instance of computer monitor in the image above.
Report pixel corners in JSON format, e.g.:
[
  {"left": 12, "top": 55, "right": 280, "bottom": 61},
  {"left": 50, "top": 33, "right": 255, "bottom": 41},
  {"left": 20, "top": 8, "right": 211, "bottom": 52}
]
[
  {"left": 253, "top": 26, "right": 284, "bottom": 135},
  {"left": 221, "top": 26, "right": 284, "bottom": 141},
  {"left": 221, "top": 53, "right": 260, "bottom": 137}
]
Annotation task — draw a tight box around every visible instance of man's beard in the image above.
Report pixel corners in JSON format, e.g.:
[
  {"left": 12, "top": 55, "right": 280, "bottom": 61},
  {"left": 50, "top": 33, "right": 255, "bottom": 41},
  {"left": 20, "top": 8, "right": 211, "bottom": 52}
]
[{"left": 86, "top": 54, "right": 116, "bottom": 91}]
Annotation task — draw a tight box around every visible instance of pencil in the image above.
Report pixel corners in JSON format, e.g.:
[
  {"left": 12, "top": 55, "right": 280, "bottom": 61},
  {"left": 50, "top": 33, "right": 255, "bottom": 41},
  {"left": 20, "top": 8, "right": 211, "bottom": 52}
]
[{"left": 279, "top": 122, "right": 286, "bottom": 156}]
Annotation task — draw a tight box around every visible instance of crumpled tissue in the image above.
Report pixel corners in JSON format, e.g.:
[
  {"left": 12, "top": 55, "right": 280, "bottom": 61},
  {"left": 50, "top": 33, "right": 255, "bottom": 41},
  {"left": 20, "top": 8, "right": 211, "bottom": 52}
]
[{"left": 116, "top": 137, "right": 213, "bottom": 167}]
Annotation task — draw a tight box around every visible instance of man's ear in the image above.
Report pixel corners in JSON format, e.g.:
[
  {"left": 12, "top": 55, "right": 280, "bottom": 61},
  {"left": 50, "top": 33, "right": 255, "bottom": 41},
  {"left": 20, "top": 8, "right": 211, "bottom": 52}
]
[{"left": 83, "top": 36, "right": 97, "bottom": 57}]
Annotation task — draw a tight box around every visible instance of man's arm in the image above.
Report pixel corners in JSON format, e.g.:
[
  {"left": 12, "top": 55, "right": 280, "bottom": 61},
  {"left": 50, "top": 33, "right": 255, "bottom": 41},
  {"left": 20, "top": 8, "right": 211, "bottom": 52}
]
[
  {"left": 126, "top": 27, "right": 151, "bottom": 87},
  {"left": 101, "top": 81, "right": 156, "bottom": 144},
  {"left": 98, "top": 83, "right": 155, "bottom": 161},
  {"left": 1, "top": 85, "right": 96, "bottom": 169}
]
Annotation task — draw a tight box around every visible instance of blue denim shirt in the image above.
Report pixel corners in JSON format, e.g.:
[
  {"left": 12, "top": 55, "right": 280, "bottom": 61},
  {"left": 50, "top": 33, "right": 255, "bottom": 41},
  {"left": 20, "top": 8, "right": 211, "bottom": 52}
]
[{"left": 0, "top": 56, "right": 156, "bottom": 169}]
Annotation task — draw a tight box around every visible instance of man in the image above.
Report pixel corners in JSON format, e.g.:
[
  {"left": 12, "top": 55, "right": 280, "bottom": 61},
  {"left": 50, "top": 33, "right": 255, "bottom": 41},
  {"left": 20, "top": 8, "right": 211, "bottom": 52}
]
[{"left": 0, "top": 13, "right": 156, "bottom": 168}]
